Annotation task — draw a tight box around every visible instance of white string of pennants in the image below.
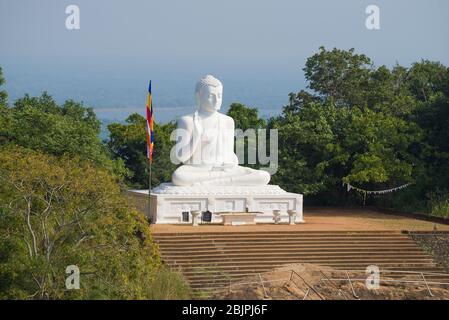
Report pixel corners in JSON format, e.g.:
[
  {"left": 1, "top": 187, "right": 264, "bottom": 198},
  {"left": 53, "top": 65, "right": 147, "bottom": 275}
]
[
  {"left": 343, "top": 182, "right": 413, "bottom": 194},
  {"left": 342, "top": 181, "right": 413, "bottom": 205}
]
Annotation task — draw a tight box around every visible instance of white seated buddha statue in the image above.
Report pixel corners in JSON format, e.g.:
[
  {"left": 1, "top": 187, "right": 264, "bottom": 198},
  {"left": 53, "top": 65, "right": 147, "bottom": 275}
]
[{"left": 171, "top": 75, "right": 270, "bottom": 186}]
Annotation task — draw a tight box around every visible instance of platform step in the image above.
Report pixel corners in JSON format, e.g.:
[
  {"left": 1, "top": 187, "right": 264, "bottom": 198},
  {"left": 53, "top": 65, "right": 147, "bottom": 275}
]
[{"left": 153, "top": 230, "right": 448, "bottom": 295}]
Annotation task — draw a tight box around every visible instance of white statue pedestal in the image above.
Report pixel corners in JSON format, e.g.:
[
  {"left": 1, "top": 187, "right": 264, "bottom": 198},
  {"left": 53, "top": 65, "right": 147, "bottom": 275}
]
[{"left": 128, "top": 183, "right": 304, "bottom": 225}]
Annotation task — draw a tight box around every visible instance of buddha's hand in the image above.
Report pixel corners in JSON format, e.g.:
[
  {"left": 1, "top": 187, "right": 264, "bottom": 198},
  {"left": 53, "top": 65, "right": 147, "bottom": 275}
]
[
  {"left": 193, "top": 112, "right": 203, "bottom": 136},
  {"left": 222, "top": 163, "right": 237, "bottom": 172}
]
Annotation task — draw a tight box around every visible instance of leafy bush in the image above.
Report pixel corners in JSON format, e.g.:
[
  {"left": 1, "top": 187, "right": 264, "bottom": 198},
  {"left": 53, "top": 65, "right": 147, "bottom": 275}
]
[
  {"left": 0, "top": 145, "right": 189, "bottom": 299},
  {"left": 427, "top": 189, "right": 449, "bottom": 218},
  {"left": 144, "top": 266, "right": 192, "bottom": 300}
]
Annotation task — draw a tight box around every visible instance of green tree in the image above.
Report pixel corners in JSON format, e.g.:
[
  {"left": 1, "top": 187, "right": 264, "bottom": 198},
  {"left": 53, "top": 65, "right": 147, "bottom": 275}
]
[
  {"left": 0, "top": 145, "right": 167, "bottom": 299},
  {"left": 283, "top": 90, "right": 321, "bottom": 114},
  {"left": 414, "top": 87, "right": 449, "bottom": 190},
  {"left": 1, "top": 92, "right": 124, "bottom": 176},
  {"left": 271, "top": 101, "right": 420, "bottom": 204},
  {"left": 226, "top": 103, "right": 267, "bottom": 168},
  {"left": 0, "top": 67, "right": 10, "bottom": 144},
  {"left": 302, "top": 47, "right": 418, "bottom": 117},
  {"left": 107, "top": 114, "right": 177, "bottom": 188},
  {"left": 408, "top": 60, "right": 449, "bottom": 102},
  {"left": 270, "top": 47, "right": 426, "bottom": 205},
  {"left": 340, "top": 107, "right": 418, "bottom": 186},
  {"left": 227, "top": 103, "right": 266, "bottom": 130},
  {"left": 269, "top": 101, "right": 336, "bottom": 195},
  {"left": 0, "top": 67, "right": 7, "bottom": 107},
  {"left": 304, "top": 46, "right": 372, "bottom": 106}
]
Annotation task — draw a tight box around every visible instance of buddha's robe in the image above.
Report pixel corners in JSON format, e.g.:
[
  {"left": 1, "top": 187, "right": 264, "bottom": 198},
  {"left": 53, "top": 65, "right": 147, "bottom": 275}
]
[{"left": 171, "top": 111, "right": 270, "bottom": 186}]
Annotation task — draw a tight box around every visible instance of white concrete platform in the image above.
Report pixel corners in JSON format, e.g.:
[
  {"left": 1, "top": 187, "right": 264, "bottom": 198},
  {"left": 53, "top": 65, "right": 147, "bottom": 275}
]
[{"left": 127, "top": 184, "right": 304, "bottom": 225}]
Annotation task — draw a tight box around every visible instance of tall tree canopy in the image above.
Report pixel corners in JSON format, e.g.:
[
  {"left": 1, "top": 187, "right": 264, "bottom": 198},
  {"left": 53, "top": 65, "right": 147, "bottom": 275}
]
[
  {"left": 0, "top": 67, "right": 7, "bottom": 107},
  {"left": 0, "top": 92, "right": 125, "bottom": 176},
  {"left": 304, "top": 46, "right": 372, "bottom": 106},
  {"left": 227, "top": 103, "right": 266, "bottom": 131},
  {"left": 0, "top": 67, "right": 10, "bottom": 145},
  {"left": 270, "top": 47, "right": 449, "bottom": 209},
  {"left": 0, "top": 146, "right": 162, "bottom": 299}
]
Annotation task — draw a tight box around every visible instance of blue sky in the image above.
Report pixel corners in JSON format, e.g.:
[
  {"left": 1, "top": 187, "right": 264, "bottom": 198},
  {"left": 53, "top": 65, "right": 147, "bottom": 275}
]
[{"left": 1, "top": 0, "right": 449, "bottom": 122}]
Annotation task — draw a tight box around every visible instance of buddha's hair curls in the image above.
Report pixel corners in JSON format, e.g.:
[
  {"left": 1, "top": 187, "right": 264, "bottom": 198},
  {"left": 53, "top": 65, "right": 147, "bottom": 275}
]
[{"left": 195, "top": 75, "right": 222, "bottom": 95}]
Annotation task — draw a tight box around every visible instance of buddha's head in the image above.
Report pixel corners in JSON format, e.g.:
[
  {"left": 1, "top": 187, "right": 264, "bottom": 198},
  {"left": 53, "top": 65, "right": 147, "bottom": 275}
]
[{"left": 195, "top": 75, "right": 223, "bottom": 113}]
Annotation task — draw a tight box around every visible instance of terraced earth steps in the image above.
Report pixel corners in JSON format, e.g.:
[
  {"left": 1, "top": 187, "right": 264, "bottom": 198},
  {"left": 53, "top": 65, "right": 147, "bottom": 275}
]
[{"left": 152, "top": 231, "right": 449, "bottom": 295}]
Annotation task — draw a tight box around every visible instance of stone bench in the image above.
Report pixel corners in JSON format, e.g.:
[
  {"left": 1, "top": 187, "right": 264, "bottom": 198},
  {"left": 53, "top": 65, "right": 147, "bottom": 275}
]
[{"left": 217, "top": 212, "right": 259, "bottom": 226}]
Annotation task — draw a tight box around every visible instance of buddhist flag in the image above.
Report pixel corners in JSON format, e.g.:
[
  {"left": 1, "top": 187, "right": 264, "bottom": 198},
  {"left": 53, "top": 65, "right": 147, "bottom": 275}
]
[{"left": 146, "top": 81, "right": 154, "bottom": 164}]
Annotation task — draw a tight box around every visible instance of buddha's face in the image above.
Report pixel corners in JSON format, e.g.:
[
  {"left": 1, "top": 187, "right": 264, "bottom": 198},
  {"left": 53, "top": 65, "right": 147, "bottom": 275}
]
[{"left": 198, "top": 85, "right": 223, "bottom": 113}]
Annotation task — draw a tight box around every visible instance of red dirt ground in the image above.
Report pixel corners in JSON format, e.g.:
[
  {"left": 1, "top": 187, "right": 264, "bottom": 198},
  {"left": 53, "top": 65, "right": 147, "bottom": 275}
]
[
  {"left": 151, "top": 207, "right": 449, "bottom": 234},
  {"left": 210, "top": 263, "right": 449, "bottom": 300}
]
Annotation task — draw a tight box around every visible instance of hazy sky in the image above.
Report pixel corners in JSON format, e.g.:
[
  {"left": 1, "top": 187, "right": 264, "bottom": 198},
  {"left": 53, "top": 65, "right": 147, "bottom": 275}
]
[{"left": 1, "top": 0, "right": 449, "bottom": 122}]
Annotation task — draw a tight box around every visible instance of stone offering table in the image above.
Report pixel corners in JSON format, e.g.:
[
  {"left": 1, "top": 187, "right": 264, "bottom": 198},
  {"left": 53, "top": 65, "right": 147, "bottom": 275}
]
[{"left": 216, "top": 212, "right": 261, "bottom": 225}]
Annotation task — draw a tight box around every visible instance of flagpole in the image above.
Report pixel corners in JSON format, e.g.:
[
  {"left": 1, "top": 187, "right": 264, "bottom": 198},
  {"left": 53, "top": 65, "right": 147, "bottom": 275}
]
[{"left": 148, "top": 158, "right": 152, "bottom": 221}]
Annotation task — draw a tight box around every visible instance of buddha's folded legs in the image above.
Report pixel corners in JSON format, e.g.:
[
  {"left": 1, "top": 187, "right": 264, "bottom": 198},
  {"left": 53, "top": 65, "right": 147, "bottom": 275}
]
[
  {"left": 172, "top": 165, "right": 270, "bottom": 186},
  {"left": 197, "top": 169, "right": 270, "bottom": 186}
]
